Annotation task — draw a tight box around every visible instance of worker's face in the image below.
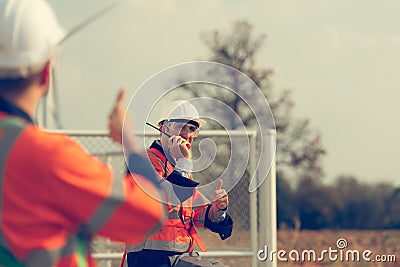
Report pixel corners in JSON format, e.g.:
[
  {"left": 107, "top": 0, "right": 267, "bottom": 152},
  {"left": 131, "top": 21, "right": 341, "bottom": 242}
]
[{"left": 161, "top": 121, "right": 199, "bottom": 144}]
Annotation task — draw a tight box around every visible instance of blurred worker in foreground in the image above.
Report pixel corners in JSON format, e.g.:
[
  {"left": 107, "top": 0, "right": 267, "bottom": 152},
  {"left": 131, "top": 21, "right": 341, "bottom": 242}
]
[
  {"left": 0, "top": 0, "right": 164, "bottom": 266},
  {"left": 123, "top": 101, "right": 233, "bottom": 267}
]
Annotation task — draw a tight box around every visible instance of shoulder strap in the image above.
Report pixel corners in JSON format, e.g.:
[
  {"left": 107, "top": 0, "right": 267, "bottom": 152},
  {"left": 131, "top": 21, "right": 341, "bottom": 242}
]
[
  {"left": 0, "top": 236, "right": 89, "bottom": 267},
  {"left": 148, "top": 147, "right": 167, "bottom": 162},
  {"left": 76, "top": 234, "right": 88, "bottom": 267},
  {"left": 148, "top": 147, "right": 171, "bottom": 178},
  {"left": 0, "top": 246, "right": 25, "bottom": 267},
  {"left": 0, "top": 116, "right": 28, "bottom": 129},
  {"left": 0, "top": 117, "right": 27, "bottom": 267}
]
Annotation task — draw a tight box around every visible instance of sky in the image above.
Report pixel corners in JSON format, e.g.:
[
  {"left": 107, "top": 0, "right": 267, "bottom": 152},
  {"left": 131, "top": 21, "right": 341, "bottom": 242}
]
[{"left": 48, "top": 0, "right": 400, "bottom": 186}]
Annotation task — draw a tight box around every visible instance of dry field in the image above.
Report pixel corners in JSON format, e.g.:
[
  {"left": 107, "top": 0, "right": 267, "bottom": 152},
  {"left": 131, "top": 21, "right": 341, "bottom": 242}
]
[
  {"left": 93, "top": 230, "right": 400, "bottom": 267},
  {"left": 275, "top": 230, "right": 399, "bottom": 267}
]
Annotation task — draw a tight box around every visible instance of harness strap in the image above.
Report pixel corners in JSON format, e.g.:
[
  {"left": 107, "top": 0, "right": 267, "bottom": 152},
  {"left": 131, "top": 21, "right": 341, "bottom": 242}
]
[
  {"left": 148, "top": 149, "right": 172, "bottom": 211},
  {"left": 148, "top": 146, "right": 207, "bottom": 252},
  {"left": 163, "top": 219, "right": 206, "bottom": 252},
  {"left": 0, "top": 117, "right": 27, "bottom": 267},
  {"left": 148, "top": 146, "right": 167, "bottom": 162},
  {"left": 119, "top": 246, "right": 127, "bottom": 267},
  {"left": 148, "top": 148, "right": 169, "bottom": 177},
  {"left": 76, "top": 234, "right": 88, "bottom": 267},
  {"left": 188, "top": 227, "right": 207, "bottom": 252}
]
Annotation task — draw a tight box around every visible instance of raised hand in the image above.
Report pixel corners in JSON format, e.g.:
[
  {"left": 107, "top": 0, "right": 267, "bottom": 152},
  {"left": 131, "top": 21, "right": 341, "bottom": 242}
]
[
  {"left": 214, "top": 180, "right": 228, "bottom": 210},
  {"left": 168, "top": 135, "right": 192, "bottom": 160}
]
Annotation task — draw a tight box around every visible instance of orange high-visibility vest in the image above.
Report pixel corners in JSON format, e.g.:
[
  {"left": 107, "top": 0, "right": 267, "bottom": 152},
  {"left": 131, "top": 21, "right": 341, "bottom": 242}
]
[
  {"left": 126, "top": 141, "right": 208, "bottom": 255},
  {"left": 0, "top": 113, "right": 164, "bottom": 267}
]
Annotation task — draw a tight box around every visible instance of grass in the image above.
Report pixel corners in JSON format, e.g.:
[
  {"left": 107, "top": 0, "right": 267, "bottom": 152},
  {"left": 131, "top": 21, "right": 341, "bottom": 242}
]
[{"left": 92, "top": 230, "right": 400, "bottom": 267}]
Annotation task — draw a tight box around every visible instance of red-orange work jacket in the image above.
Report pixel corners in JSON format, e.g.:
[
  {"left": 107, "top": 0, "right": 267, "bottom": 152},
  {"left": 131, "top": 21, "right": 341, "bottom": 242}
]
[
  {"left": 0, "top": 111, "right": 164, "bottom": 267},
  {"left": 126, "top": 141, "right": 226, "bottom": 256}
]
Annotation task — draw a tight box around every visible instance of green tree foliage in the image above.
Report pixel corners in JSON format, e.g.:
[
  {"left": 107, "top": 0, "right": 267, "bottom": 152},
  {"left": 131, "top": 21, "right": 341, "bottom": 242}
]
[
  {"left": 385, "top": 187, "right": 400, "bottom": 228},
  {"left": 293, "top": 178, "right": 339, "bottom": 229},
  {"left": 290, "top": 176, "right": 399, "bottom": 230},
  {"left": 333, "top": 176, "right": 395, "bottom": 229},
  {"left": 276, "top": 173, "right": 296, "bottom": 228}
]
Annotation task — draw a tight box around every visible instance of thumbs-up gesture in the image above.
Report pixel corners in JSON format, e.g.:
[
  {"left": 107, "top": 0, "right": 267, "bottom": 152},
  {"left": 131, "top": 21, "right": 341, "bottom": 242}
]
[{"left": 214, "top": 180, "right": 229, "bottom": 210}]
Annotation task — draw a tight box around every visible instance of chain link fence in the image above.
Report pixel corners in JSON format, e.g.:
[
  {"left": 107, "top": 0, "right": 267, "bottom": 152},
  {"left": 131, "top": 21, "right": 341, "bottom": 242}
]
[{"left": 66, "top": 130, "right": 256, "bottom": 267}]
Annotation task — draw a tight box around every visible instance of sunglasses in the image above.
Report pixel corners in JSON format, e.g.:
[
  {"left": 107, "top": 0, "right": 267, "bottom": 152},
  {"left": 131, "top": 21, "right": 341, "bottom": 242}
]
[{"left": 165, "top": 122, "right": 200, "bottom": 137}]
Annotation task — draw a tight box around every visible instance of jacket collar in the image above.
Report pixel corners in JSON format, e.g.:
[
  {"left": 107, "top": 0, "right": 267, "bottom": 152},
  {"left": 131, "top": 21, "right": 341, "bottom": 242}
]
[
  {"left": 149, "top": 140, "right": 176, "bottom": 166},
  {"left": 149, "top": 139, "right": 164, "bottom": 153}
]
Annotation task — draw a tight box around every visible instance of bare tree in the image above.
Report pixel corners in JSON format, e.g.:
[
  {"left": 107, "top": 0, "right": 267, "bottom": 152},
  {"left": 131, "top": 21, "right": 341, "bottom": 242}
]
[{"left": 186, "top": 20, "right": 326, "bottom": 184}]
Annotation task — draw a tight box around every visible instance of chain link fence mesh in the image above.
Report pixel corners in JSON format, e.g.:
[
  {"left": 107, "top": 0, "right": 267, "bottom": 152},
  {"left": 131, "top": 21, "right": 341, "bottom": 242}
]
[{"left": 68, "top": 132, "right": 253, "bottom": 267}]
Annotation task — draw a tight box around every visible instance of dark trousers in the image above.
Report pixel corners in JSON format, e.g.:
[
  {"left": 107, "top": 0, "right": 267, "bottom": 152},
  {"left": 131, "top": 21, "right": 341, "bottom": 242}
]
[
  {"left": 127, "top": 250, "right": 177, "bottom": 267},
  {"left": 127, "top": 250, "right": 229, "bottom": 267}
]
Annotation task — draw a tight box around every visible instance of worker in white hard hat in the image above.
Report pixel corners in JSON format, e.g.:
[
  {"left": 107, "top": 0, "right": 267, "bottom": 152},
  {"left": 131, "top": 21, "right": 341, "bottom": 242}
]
[
  {"left": 123, "top": 100, "right": 233, "bottom": 267},
  {"left": 0, "top": 0, "right": 164, "bottom": 266},
  {"left": 157, "top": 100, "right": 206, "bottom": 162}
]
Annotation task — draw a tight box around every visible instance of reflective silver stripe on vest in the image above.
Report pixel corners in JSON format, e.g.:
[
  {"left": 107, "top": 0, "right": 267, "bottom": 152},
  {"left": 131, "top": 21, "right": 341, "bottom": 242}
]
[
  {"left": 143, "top": 239, "right": 190, "bottom": 252},
  {"left": 0, "top": 117, "right": 27, "bottom": 253},
  {"left": 24, "top": 234, "right": 82, "bottom": 267},
  {"left": 148, "top": 151, "right": 170, "bottom": 177},
  {"left": 0, "top": 118, "right": 91, "bottom": 266},
  {"left": 166, "top": 207, "right": 181, "bottom": 220},
  {"left": 80, "top": 167, "right": 126, "bottom": 235},
  {"left": 127, "top": 239, "right": 190, "bottom": 253}
]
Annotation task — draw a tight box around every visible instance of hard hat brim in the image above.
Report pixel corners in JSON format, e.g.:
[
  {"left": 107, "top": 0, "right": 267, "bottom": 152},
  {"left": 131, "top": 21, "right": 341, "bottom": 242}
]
[{"left": 158, "top": 117, "right": 206, "bottom": 128}]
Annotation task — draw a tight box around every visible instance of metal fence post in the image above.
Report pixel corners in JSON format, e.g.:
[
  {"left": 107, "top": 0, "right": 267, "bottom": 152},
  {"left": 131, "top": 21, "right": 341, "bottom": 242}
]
[
  {"left": 259, "top": 129, "right": 277, "bottom": 267},
  {"left": 105, "top": 154, "right": 112, "bottom": 267},
  {"left": 249, "top": 131, "right": 258, "bottom": 267}
]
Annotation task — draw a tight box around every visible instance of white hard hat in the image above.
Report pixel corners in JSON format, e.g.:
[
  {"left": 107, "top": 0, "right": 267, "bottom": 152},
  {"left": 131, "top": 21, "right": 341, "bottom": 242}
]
[
  {"left": 0, "top": 0, "right": 65, "bottom": 79},
  {"left": 157, "top": 100, "right": 206, "bottom": 128}
]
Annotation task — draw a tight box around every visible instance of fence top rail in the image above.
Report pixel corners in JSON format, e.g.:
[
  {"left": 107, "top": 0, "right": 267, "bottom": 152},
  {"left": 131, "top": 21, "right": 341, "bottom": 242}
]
[{"left": 48, "top": 129, "right": 259, "bottom": 137}]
